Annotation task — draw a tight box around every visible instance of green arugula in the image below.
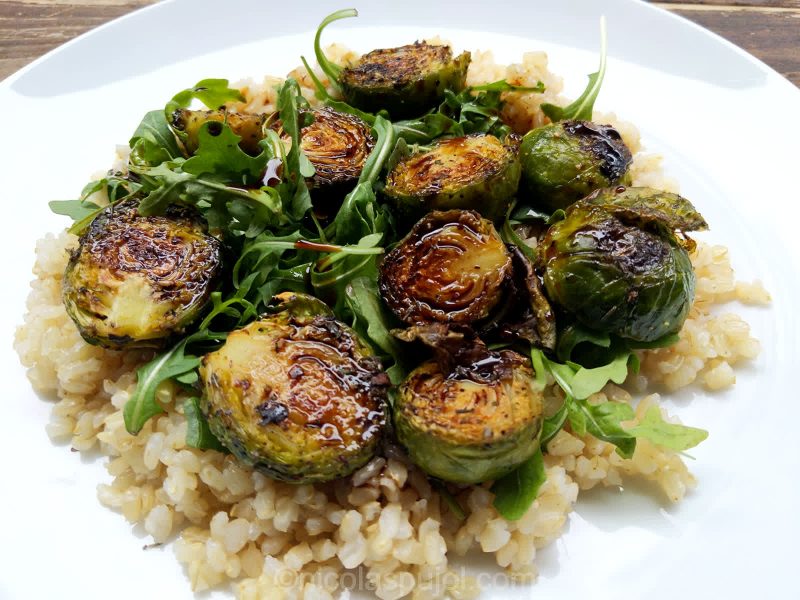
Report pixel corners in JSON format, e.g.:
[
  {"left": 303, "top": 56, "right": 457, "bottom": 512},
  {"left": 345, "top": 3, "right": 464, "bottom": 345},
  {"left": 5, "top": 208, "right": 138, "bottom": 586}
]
[
  {"left": 165, "top": 78, "right": 245, "bottom": 117},
  {"left": 312, "top": 8, "right": 357, "bottom": 89},
  {"left": 123, "top": 330, "right": 225, "bottom": 435},
  {"left": 491, "top": 448, "right": 547, "bottom": 520},
  {"left": 541, "top": 17, "right": 607, "bottom": 122},
  {"left": 183, "top": 397, "right": 227, "bottom": 452},
  {"left": 627, "top": 406, "right": 709, "bottom": 452},
  {"left": 49, "top": 176, "right": 141, "bottom": 234},
  {"left": 129, "top": 109, "right": 183, "bottom": 167}
]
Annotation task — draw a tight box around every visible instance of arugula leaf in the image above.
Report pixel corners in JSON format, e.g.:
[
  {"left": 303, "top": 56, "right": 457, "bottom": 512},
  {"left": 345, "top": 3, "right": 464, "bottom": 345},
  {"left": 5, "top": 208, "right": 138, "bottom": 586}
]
[
  {"left": 275, "top": 78, "right": 314, "bottom": 221},
  {"left": 312, "top": 9, "right": 357, "bottom": 89},
  {"left": 569, "top": 352, "right": 631, "bottom": 400},
  {"left": 556, "top": 323, "right": 611, "bottom": 362},
  {"left": 469, "top": 80, "right": 545, "bottom": 93},
  {"left": 541, "top": 399, "right": 569, "bottom": 446},
  {"left": 627, "top": 406, "right": 708, "bottom": 451},
  {"left": 49, "top": 199, "right": 100, "bottom": 221},
  {"left": 123, "top": 330, "right": 224, "bottom": 435},
  {"left": 491, "top": 448, "right": 547, "bottom": 520},
  {"left": 541, "top": 17, "right": 607, "bottom": 122},
  {"left": 345, "top": 277, "right": 407, "bottom": 384},
  {"left": 183, "top": 397, "right": 227, "bottom": 452},
  {"left": 182, "top": 121, "right": 269, "bottom": 183},
  {"left": 129, "top": 109, "right": 182, "bottom": 166},
  {"left": 330, "top": 115, "right": 396, "bottom": 244},
  {"left": 165, "top": 78, "right": 244, "bottom": 116},
  {"left": 573, "top": 399, "right": 637, "bottom": 458}
]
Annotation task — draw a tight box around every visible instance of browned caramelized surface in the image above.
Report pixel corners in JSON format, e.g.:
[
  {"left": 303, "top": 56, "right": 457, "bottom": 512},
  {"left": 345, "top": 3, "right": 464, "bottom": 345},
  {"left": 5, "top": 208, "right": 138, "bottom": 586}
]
[
  {"left": 379, "top": 210, "right": 512, "bottom": 325},
  {"left": 386, "top": 135, "right": 512, "bottom": 197},
  {"left": 341, "top": 41, "right": 452, "bottom": 88},
  {"left": 200, "top": 314, "right": 386, "bottom": 477}
]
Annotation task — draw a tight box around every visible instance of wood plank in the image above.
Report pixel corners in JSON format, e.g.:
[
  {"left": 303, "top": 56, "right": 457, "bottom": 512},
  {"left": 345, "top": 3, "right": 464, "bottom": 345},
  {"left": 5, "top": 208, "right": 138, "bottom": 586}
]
[
  {"left": 657, "top": 0, "right": 800, "bottom": 8},
  {"left": 660, "top": 6, "right": 800, "bottom": 85}
]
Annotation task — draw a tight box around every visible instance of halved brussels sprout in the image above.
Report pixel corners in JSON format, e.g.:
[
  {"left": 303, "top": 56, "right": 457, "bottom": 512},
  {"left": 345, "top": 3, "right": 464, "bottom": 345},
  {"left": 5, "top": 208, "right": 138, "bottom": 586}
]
[
  {"left": 340, "top": 42, "right": 470, "bottom": 118},
  {"left": 282, "top": 107, "right": 374, "bottom": 196},
  {"left": 199, "top": 305, "right": 387, "bottom": 483},
  {"left": 171, "top": 108, "right": 267, "bottom": 156},
  {"left": 519, "top": 120, "right": 632, "bottom": 211},
  {"left": 539, "top": 186, "right": 707, "bottom": 342},
  {"left": 383, "top": 134, "right": 521, "bottom": 221},
  {"left": 62, "top": 199, "right": 223, "bottom": 349},
  {"left": 394, "top": 345, "right": 543, "bottom": 484},
  {"left": 379, "top": 210, "right": 512, "bottom": 325}
]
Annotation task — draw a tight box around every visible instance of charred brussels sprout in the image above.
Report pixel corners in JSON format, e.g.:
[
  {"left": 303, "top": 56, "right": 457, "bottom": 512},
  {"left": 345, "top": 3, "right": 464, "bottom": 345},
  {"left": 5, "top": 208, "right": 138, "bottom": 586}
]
[
  {"left": 383, "top": 134, "right": 521, "bottom": 221},
  {"left": 394, "top": 345, "right": 544, "bottom": 484},
  {"left": 282, "top": 107, "right": 374, "bottom": 197},
  {"left": 63, "top": 199, "right": 223, "bottom": 349},
  {"left": 340, "top": 42, "right": 470, "bottom": 118},
  {"left": 199, "top": 307, "right": 387, "bottom": 483},
  {"left": 171, "top": 108, "right": 267, "bottom": 156},
  {"left": 540, "top": 186, "right": 708, "bottom": 342},
  {"left": 519, "top": 120, "right": 632, "bottom": 211},
  {"left": 379, "top": 210, "right": 512, "bottom": 325}
]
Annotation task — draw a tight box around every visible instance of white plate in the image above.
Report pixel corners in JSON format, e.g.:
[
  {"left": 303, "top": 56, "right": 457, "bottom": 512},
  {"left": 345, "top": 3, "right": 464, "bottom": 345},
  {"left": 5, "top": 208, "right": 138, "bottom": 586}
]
[{"left": 1, "top": 1, "right": 798, "bottom": 599}]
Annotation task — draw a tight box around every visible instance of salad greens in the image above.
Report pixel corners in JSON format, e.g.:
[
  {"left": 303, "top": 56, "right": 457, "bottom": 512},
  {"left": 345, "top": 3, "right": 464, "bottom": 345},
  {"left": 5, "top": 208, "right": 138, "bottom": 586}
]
[{"left": 52, "top": 9, "right": 708, "bottom": 524}]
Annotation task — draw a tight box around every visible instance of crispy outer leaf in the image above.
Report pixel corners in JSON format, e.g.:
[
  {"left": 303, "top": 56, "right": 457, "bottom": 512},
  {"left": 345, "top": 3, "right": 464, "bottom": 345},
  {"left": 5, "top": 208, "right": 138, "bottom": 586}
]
[
  {"left": 491, "top": 447, "right": 547, "bottom": 521},
  {"left": 579, "top": 187, "right": 708, "bottom": 232},
  {"left": 627, "top": 406, "right": 709, "bottom": 451}
]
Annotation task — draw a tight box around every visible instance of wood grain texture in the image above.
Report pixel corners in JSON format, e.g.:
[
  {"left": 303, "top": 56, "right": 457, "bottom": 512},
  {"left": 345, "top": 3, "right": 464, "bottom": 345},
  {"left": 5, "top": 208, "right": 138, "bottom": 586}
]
[{"left": 0, "top": 0, "right": 797, "bottom": 87}]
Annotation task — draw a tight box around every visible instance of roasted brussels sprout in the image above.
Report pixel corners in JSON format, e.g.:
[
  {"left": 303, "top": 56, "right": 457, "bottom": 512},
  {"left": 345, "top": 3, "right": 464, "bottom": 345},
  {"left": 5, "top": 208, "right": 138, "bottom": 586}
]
[
  {"left": 171, "top": 108, "right": 267, "bottom": 156},
  {"left": 339, "top": 42, "right": 470, "bottom": 118},
  {"left": 539, "top": 186, "right": 707, "bottom": 342},
  {"left": 379, "top": 210, "right": 512, "bottom": 325},
  {"left": 282, "top": 107, "right": 374, "bottom": 197},
  {"left": 199, "top": 304, "right": 388, "bottom": 483},
  {"left": 519, "top": 120, "right": 632, "bottom": 211},
  {"left": 383, "top": 134, "right": 521, "bottom": 221},
  {"left": 394, "top": 341, "right": 544, "bottom": 484},
  {"left": 62, "top": 199, "right": 222, "bottom": 349}
]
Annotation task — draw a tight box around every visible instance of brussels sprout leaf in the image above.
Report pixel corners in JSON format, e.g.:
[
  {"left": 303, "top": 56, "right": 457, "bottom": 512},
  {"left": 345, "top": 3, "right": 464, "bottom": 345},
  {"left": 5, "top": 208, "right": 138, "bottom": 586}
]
[
  {"left": 123, "top": 330, "right": 225, "bottom": 435},
  {"left": 627, "top": 406, "right": 708, "bottom": 451},
  {"left": 165, "top": 78, "right": 244, "bottom": 116},
  {"left": 541, "top": 17, "right": 607, "bottom": 122},
  {"left": 491, "top": 448, "right": 547, "bottom": 521},
  {"left": 431, "top": 480, "right": 466, "bottom": 520},
  {"left": 129, "top": 109, "right": 183, "bottom": 166},
  {"left": 183, "top": 397, "right": 227, "bottom": 452}
]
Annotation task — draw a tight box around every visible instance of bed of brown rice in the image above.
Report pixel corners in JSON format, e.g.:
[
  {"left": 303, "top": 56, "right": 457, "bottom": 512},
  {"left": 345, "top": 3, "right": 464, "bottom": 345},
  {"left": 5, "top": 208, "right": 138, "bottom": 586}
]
[{"left": 13, "top": 45, "right": 770, "bottom": 600}]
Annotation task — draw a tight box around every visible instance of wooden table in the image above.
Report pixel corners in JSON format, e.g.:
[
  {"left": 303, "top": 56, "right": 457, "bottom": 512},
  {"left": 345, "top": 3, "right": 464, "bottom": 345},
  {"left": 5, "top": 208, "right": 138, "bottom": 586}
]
[{"left": 1, "top": 0, "right": 798, "bottom": 86}]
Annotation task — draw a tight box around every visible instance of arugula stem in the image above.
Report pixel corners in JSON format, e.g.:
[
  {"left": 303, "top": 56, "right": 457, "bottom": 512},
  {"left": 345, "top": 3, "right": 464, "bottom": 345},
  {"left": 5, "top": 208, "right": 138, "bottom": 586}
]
[{"left": 314, "top": 9, "right": 358, "bottom": 90}]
